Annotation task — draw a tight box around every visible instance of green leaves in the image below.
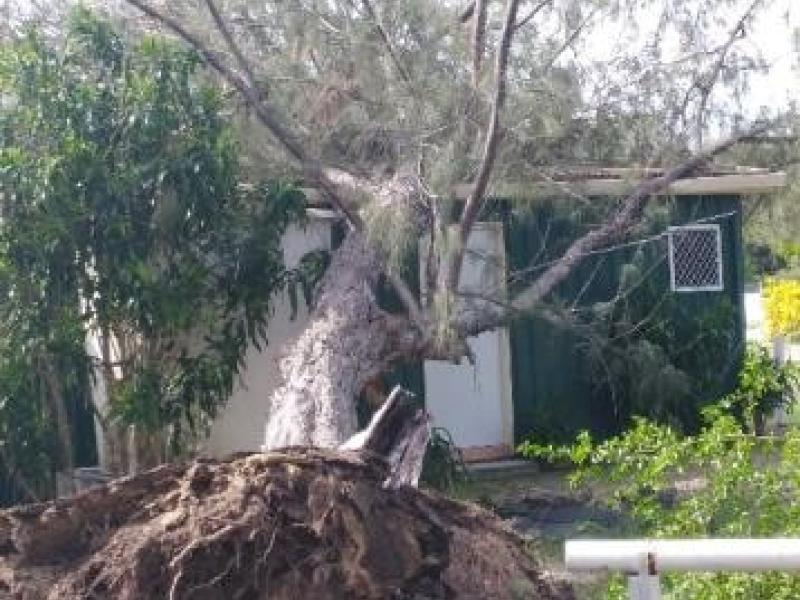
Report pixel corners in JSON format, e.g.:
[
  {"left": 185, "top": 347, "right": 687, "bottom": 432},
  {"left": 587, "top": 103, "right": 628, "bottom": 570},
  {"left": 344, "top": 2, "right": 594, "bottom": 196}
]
[
  {"left": 523, "top": 400, "right": 800, "bottom": 599},
  {"left": 725, "top": 345, "right": 800, "bottom": 433},
  {"left": 0, "top": 8, "right": 306, "bottom": 486}
]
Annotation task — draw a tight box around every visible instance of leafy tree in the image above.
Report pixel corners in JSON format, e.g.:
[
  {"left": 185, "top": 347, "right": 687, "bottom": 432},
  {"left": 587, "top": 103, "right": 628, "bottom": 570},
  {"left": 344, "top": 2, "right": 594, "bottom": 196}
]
[{"left": 0, "top": 8, "right": 304, "bottom": 491}]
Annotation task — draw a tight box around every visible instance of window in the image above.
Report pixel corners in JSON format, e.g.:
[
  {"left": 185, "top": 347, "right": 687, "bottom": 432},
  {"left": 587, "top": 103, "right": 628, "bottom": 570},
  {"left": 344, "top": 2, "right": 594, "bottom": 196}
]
[{"left": 668, "top": 224, "right": 723, "bottom": 292}]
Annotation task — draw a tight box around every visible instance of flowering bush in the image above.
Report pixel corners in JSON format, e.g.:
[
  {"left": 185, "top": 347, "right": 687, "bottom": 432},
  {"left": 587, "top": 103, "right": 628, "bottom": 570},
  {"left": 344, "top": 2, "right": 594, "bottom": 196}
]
[{"left": 764, "top": 279, "right": 800, "bottom": 338}]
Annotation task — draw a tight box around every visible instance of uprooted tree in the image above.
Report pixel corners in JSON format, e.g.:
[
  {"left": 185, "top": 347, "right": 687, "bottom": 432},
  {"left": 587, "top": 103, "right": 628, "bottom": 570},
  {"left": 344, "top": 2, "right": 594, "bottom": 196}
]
[
  {"left": 0, "top": 1, "right": 796, "bottom": 597},
  {"left": 0, "top": 388, "right": 574, "bottom": 598},
  {"left": 111, "top": 0, "right": 794, "bottom": 449}
]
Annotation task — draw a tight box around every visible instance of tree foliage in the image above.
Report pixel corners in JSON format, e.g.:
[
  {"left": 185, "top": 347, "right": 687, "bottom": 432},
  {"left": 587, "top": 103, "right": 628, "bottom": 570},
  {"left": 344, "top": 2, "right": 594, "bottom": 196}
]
[{"left": 0, "top": 8, "right": 304, "bottom": 496}]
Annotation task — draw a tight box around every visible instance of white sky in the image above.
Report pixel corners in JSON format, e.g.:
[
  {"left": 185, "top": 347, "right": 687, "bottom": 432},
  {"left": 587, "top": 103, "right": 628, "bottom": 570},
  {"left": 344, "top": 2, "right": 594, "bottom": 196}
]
[
  {"left": 4, "top": 0, "right": 800, "bottom": 118},
  {"left": 747, "top": 0, "right": 800, "bottom": 112},
  {"left": 579, "top": 0, "right": 800, "bottom": 119}
]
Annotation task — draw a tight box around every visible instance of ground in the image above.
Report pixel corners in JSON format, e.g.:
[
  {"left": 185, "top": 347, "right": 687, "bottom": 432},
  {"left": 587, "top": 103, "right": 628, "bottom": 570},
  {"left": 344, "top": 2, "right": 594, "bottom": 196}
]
[{"left": 451, "top": 464, "right": 628, "bottom": 600}]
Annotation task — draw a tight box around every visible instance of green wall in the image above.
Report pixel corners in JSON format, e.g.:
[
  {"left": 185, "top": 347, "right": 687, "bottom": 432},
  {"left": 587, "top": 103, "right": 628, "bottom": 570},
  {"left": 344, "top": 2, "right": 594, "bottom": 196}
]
[{"left": 507, "top": 194, "right": 745, "bottom": 443}]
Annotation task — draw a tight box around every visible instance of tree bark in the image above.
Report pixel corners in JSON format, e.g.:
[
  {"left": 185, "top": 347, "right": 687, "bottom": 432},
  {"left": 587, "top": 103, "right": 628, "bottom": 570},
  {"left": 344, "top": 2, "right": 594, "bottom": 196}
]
[{"left": 264, "top": 232, "right": 423, "bottom": 449}]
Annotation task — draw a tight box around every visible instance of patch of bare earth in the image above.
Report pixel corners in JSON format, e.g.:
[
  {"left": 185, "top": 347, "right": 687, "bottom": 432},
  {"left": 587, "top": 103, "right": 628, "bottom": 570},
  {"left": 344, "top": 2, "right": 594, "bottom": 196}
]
[{"left": 0, "top": 449, "right": 574, "bottom": 599}]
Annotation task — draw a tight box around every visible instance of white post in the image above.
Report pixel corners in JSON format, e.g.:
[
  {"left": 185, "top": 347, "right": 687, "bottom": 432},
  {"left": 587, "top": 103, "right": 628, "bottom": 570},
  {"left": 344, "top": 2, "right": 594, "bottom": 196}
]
[
  {"left": 774, "top": 335, "right": 788, "bottom": 365},
  {"left": 566, "top": 538, "right": 800, "bottom": 600},
  {"left": 627, "top": 552, "right": 661, "bottom": 600}
]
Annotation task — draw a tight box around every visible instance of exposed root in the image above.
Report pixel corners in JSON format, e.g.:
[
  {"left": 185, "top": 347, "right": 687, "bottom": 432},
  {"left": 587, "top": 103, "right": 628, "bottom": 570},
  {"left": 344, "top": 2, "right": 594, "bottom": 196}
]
[{"left": 0, "top": 449, "right": 574, "bottom": 599}]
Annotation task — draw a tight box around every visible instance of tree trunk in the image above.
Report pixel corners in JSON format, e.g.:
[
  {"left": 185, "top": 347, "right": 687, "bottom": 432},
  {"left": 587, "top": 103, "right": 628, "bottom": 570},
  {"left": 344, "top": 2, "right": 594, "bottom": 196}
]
[
  {"left": 264, "top": 232, "right": 421, "bottom": 449},
  {"left": 39, "top": 361, "right": 75, "bottom": 494}
]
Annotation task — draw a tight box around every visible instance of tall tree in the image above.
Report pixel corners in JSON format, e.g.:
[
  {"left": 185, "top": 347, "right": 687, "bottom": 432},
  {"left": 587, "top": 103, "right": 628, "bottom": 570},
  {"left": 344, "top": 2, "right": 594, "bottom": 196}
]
[
  {"left": 118, "top": 0, "right": 792, "bottom": 449},
  {"left": 0, "top": 8, "right": 305, "bottom": 487}
]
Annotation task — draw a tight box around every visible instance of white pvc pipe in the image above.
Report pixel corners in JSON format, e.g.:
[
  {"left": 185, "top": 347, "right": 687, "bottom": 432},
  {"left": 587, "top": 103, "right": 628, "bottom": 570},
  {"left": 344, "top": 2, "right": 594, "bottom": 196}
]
[{"left": 566, "top": 539, "right": 800, "bottom": 574}]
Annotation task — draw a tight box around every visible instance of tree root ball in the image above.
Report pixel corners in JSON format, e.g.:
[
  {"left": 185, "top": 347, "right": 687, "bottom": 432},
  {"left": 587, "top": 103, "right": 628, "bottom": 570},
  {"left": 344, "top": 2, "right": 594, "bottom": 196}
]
[{"left": 0, "top": 449, "right": 574, "bottom": 599}]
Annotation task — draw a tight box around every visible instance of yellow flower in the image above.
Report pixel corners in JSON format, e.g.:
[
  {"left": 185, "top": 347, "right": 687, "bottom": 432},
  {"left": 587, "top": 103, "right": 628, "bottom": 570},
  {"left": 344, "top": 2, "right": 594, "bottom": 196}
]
[{"left": 764, "top": 279, "right": 800, "bottom": 338}]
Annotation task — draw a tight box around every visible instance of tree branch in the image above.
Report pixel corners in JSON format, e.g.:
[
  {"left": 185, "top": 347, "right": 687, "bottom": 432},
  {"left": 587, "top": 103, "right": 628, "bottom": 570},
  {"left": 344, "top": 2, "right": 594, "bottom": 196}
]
[
  {"left": 678, "top": 0, "right": 762, "bottom": 144},
  {"left": 203, "top": 0, "right": 258, "bottom": 91},
  {"left": 359, "top": 0, "right": 412, "bottom": 85},
  {"left": 510, "top": 125, "right": 772, "bottom": 312},
  {"left": 445, "top": 0, "right": 523, "bottom": 293},
  {"left": 456, "top": 122, "right": 777, "bottom": 337},
  {"left": 513, "top": 0, "right": 552, "bottom": 32},
  {"left": 471, "top": 0, "right": 488, "bottom": 86},
  {"left": 541, "top": 6, "right": 599, "bottom": 70},
  {"left": 125, "top": 0, "right": 425, "bottom": 327}
]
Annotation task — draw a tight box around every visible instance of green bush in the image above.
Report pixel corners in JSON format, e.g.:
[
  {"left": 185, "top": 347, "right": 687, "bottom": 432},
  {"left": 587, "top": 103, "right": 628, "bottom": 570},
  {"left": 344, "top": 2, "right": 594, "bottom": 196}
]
[
  {"left": 520, "top": 354, "right": 800, "bottom": 599},
  {"left": 524, "top": 414, "right": 800, "bottom": 598},
  {"left": 725, "top": 345, "right": 800, "bottom": 435}
]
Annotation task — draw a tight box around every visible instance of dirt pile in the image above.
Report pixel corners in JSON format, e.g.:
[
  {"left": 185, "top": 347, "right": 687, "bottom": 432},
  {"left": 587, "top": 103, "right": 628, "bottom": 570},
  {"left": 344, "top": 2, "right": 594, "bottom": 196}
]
[{"left": 0, "top": 449, "right": 573, "bottom": 599}]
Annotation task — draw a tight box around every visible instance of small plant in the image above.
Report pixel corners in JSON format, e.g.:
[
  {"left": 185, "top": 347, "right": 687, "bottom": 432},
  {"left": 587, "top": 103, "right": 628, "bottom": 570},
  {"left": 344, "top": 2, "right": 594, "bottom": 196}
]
[
  {"left": 724, "top": 344, "right": 800, "bottom": 435},
  {"left": 421, "top": 427, "right": 467, "bottom": 492}
]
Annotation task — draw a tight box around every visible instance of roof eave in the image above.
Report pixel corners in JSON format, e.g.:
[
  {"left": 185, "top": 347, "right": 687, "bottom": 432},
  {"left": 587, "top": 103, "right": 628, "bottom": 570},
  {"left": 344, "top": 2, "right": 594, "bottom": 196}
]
[{"left": 453, "top": 172, "right": 787, "bottom": 199}]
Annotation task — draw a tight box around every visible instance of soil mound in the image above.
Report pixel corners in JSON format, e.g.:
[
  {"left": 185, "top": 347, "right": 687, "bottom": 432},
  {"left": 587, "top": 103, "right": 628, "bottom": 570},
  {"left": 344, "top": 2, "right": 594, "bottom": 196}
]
[{"left": 0, "top": 449, "right": 574, "bottom": 599}]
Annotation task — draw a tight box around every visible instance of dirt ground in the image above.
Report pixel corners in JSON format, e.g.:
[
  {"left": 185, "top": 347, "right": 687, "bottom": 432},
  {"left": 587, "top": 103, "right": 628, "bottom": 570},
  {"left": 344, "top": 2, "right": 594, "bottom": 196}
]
[{"left": 451, "top": 466, "right": 628, "bottom": 600}]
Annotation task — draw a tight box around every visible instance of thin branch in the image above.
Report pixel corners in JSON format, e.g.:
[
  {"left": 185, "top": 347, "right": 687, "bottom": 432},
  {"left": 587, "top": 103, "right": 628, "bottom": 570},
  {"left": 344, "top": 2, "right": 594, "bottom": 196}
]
[
  {"left": 203, "top": 0, "right": 258, "bottom": 90},
  {"left": 570, "top": 255, "right": 606, "bottom": 309},
  {"left": 359, "top": 0, "right": 412, "bottom": 84},
  {"left": 541, "top": 6, "right": 600, "bottom": 71},
  {"left": 125, "top": 0, "right": 305, "bottom": 162},
  {"left": 445, "top": 0, "right": 524, "bottom": 293},
  {"left": 471, "top": 0, "right": 488, "bottom": 86},
  {"left": 696, "top": 0, "right": 761, "bottom": 145},
  {"left": 125, "top": 0, "right": 425, "bottom": 326},
  {"left": 677, "top": 0, "right": 762, "bottom": 144},
  {"left": 513, "top": 0, "right": 552, "bottom": 32}
]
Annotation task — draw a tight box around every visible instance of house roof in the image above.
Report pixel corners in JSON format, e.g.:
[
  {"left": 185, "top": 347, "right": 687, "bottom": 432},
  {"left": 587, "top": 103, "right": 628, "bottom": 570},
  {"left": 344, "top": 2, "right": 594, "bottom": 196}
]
[{"left": 303, "top": 166, "right": 787, "bottom": 213}]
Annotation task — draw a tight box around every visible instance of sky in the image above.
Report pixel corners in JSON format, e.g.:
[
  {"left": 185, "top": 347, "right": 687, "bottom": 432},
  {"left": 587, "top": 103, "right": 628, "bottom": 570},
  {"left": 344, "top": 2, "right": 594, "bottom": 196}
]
[
  {"left": 580, "top": 0, "right": 800, "bottom": 120},
  {"left": 4, "top": 0, "right": 800, "bottom": 121},
  {"left": 747, "top": 0, "right": 799, "bottom": 112}
]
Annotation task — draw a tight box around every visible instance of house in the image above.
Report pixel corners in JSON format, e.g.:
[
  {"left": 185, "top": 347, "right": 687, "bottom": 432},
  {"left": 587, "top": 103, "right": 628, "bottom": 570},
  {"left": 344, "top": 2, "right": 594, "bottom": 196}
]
[
  {"left": 6, "top": 166, "right": 785, "bottom": 501},
  {"left": 201, "top": 167, "right": 786, "bottom": 462}
]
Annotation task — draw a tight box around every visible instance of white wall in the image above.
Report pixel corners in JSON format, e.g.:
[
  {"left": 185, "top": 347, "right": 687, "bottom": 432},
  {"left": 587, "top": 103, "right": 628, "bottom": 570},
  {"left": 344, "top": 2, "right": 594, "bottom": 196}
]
[
  {"left": 422, "top": 223, "right": 514, "bottom": 458},
  {"left": 745, "top": 287, "right": 766, "bottom": 344},
  {"left": 203, "top": 218, "right": 333, "bottom": 456}
]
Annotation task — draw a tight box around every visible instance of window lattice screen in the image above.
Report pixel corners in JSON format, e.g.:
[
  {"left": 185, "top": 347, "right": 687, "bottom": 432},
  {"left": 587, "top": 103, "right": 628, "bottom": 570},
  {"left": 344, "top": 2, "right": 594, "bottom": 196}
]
[{"left": 668, "top": 225, "right": 723, "bottom": 292}]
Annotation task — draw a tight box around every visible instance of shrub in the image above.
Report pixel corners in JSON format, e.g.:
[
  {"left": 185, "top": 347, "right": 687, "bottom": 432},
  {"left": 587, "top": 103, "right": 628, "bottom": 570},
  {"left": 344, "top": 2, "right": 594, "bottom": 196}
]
[
  {"left": 764, "top": 279, "right": 800, "bottom": 339},
  {"left": 523, "top": 411, "right": 800, "bottom": 598}
]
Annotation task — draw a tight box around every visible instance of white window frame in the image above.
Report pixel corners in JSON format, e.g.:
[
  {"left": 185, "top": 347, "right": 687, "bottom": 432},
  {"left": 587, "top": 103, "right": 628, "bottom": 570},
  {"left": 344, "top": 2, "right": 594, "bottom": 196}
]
[{"left": 667, "top": 224, "right": 724, "bottom": 293}]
